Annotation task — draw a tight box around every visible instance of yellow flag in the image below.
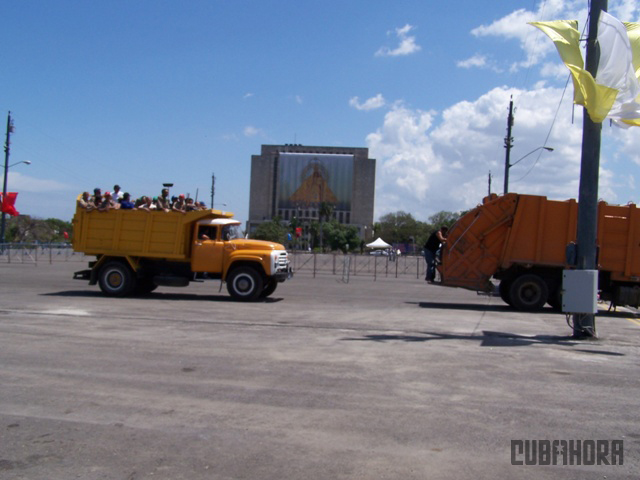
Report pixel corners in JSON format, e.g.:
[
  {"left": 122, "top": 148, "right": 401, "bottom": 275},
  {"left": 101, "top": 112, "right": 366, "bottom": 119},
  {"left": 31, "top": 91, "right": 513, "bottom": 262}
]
[
  {"left": 531, "top": 16, "right": 640, "bottom": 126},
  {"left": 624, "top": 22, "right": 640, "bottom": 82},
  {"left": 529, "top": 20, "right": 586, "bottom": 106},
  {"left": 530, "top": 20, "right": 616, "bottom": 122}
]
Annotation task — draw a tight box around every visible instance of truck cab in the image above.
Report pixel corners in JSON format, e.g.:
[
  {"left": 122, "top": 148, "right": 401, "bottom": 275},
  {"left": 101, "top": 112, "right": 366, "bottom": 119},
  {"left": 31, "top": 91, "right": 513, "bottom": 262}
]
[{"left": 191, "top": 218, "right": 292, "bottom": 300}]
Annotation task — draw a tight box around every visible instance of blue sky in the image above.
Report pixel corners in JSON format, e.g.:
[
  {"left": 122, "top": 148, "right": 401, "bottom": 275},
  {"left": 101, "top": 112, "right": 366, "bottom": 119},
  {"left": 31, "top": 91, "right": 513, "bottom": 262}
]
[{"left": 2, "top": 0, "right": 640, "bottom": 226}]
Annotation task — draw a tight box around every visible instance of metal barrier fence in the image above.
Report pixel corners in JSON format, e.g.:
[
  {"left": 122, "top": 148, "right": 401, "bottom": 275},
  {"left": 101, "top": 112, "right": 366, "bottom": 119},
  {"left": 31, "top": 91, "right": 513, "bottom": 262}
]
[
  {"left": 0, "top": 244, "right": 428, "bottom": 281},
  {"left": 0, "top": 243, "right": 88, "bottom": 264},
  {"left": 290, "top": 252, "right": 426, "bottom": 281}
]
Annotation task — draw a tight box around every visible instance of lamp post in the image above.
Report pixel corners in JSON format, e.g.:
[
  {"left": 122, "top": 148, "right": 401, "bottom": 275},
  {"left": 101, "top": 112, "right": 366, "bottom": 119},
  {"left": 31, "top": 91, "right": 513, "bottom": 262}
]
[
  {"left": 503, "top": 146, "right": 554, "bottom": 194},
  {"left": 2, "top": 111, "right": 32, "bottom": 246}
]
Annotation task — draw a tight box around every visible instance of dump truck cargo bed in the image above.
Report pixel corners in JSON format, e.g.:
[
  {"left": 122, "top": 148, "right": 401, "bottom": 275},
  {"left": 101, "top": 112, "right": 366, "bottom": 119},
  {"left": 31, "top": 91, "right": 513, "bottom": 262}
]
[{"left": 72, "top": 208, "right": 233, "bottom": 260}]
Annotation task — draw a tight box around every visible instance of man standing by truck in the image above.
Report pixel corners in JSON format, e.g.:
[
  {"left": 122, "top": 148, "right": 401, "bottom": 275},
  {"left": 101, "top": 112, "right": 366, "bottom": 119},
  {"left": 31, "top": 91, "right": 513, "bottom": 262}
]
[{"left": 424, "top": 226, "right": 448, "bottom": 282}]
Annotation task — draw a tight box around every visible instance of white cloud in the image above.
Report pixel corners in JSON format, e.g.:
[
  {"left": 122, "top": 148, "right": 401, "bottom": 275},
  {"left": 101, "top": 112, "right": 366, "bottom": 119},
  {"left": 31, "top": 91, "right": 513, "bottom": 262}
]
[
  {"left": 349, "top": 94, "right": 386, "bottom": 111},
  {"left": 367, "top": 105, "right": 438, "bottom": 208},
  {"left": 367, "top": 85, "right": 621, "bottom": 221},
  {"left": 470, "top": 2, "right": 588, "bottom": 70},
  {"left": 5, "top": 172, "right": 69, "bottom": 192},
  {"left": 243, "top": 93, "right": 254, "bottom": 99},
  {"left": 457, "top": 54, "right": 488, "bottom": 69},
  {"left": 375, "top": 24, "right": 421, "bottom": 57},
  {"left": 539, "top": 62, "right": 570, "bottom": 79},
  {"left": 456, "top": 54, "right": 503, "bottom": 72},
  {"left": 243, "top": 126, "right": 262, "bottom": 137}
]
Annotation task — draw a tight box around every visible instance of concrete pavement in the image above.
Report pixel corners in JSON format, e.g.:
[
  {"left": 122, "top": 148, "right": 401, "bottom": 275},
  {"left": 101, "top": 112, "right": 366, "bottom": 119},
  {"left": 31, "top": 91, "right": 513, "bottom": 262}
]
[{"left": 0, "top": 262, "right": 638, "bottom": 479}]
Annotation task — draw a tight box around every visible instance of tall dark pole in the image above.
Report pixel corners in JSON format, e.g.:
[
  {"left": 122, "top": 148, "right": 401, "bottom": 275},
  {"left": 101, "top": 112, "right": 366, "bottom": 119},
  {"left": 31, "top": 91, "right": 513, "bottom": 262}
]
[
  {"left": 573, "top": 0, "right": 607, "bottom": 338},
  {"left": 503, "top": 98, "right": 514, "bottom": 194},
  {"left": 210, "top": 173, "right": 215, "bottom": 209},
  {"left": 1, "top": 111, "right": 13, "bottom": 247}
]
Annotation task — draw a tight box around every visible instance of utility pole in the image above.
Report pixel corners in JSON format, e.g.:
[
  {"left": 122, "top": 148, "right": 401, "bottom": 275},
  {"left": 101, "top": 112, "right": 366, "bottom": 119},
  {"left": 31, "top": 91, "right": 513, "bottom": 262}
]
[
  {"left": 573, "top": 0, "right": 607, "bottom": 338},
  {"left": 210, "top": 173, "right": 215, "bottom": 209},
  {"left": 503, "top": 98, "right": 514, "bottom": 194},
  {"left": 488, "top": 171, "right": 492, "bottom": 197},
  {"left": 1, "top": 111, "right": 14, "bottom": 247}
]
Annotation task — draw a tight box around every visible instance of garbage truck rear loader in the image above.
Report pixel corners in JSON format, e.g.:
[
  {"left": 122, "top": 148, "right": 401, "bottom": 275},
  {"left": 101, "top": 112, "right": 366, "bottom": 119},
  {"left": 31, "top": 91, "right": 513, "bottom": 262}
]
[{"left": 438, "top": 193, "right": 640, "bottom": 311}]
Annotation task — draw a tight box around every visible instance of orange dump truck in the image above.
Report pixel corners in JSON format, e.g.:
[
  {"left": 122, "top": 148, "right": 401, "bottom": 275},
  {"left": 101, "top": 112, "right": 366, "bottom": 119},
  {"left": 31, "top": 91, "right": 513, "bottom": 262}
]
[
  {"left": 72, "top": 201, "right": 292, "bottom": 301},
  {"left": 439, "top": 193, "right": 640, "bottom": 310}
]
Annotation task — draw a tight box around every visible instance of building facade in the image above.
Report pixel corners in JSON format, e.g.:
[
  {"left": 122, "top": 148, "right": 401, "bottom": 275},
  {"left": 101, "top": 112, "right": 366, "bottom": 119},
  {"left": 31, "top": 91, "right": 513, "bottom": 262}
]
[{"left": 247, "top": 144, "right": 375, "bottom": 239}]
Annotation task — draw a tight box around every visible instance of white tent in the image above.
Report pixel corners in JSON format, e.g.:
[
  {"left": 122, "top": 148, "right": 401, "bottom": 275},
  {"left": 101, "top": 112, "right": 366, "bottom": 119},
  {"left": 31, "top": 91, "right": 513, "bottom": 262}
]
[{"left": 366, "top": 237, "right": 391, "bottom": 249}]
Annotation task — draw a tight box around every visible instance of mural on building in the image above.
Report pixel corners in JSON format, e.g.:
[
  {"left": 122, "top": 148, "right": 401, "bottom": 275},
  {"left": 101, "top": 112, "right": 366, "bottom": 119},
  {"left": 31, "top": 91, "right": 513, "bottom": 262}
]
[{"left": 278, "top": 153, "right": 353, "bottom": 210}]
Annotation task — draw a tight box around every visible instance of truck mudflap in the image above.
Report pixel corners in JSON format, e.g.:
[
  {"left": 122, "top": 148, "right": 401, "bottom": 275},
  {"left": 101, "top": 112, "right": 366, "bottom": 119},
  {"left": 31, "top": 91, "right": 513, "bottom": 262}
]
[{"left": 73, "top": 269, "right": 92, "bottom": 280}]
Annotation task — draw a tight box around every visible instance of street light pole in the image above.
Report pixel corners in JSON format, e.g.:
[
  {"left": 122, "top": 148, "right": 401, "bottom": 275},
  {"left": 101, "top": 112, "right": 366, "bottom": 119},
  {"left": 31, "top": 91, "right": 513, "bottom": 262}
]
[
  {"left": 503, "top": 99, "right": 514, "bottom": 194},
  {"left": 1, "top": 112, "right": 14, "bottom": 246},
  {"left": 503, "top": 146, "right": 554, "bottom": 194}
]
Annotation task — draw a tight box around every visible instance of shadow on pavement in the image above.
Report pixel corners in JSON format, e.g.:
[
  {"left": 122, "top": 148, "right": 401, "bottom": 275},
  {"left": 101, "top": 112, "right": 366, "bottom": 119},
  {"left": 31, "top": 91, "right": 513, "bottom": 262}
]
[
  {"left": 414, "top": 301, "right": 559, "bottom": 315},
  {"left": 42, "top": 291, "right": 283, "bottom": 303},
  {"left": 341, "top": 330, "right": 625, "bottom": 355}
]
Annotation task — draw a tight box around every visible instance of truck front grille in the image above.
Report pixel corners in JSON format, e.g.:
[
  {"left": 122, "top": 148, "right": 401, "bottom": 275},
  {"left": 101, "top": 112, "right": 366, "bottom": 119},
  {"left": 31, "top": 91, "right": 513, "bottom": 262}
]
[{"left": 276, "top": 252, "right": 289, "bottom": 270}]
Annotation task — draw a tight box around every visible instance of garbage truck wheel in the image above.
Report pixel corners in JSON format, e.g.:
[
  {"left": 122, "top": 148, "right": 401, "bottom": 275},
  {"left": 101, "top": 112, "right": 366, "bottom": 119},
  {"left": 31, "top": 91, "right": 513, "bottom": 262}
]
[
  {"left": 499, "top": 279, "right": 513, "bottom": 307},
  {"left": 509, "top": 274, "right": 548, "bottom": 311}
]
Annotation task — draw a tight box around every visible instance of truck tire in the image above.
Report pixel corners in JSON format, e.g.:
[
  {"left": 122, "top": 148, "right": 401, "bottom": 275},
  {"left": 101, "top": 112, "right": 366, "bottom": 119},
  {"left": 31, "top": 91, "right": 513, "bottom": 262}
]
[
  {"left": 260, "top": 279, "right": 278, "bottom": 298},
  {"left": 499, "top": 279, "right": 513, "bottom": 306},
  {"left": 226, "top": 266, "right": 264, "bottom": 301},
  {"left": 134, "top": 277, "right": 158, "bottom": 296},
  {"left": 98, "top": 261, "right": 136, "bottom": 297},
  {"left": 509, "top": 274, "right": 548, "bottom": 311},
  {"left": 547, "top": 287, "right": 562, "bottom": 311}
]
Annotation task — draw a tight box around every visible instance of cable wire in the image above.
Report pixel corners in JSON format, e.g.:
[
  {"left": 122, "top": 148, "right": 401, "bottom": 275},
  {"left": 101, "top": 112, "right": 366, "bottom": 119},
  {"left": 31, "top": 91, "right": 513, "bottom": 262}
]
[{"left": 512, "top": 7, "right": 591, "bottom": 185}]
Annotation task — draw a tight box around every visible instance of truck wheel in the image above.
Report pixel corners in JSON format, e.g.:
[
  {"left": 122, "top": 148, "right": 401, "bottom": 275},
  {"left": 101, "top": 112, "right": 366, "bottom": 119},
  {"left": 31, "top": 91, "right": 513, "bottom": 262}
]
[
  {"left": 547, "top": 287, "right": 562, "bottom": 311},
  {"left": 99, "top": 261, "right": 135, "bottom": 297},
  {"left": 227, "top": 267, "right": 264, "bottom": 301},
  {"left": 509, "top": 274, "right": 548, "bottom": 311},
  {"left": 499, "top": 279, "right": 513, "bottom": 306},
  {"left": 260, "top": 279, "right": 278, "bottom": 298},
  {"left": 134, "top": 278, "right": 158, "bottom": 296}
]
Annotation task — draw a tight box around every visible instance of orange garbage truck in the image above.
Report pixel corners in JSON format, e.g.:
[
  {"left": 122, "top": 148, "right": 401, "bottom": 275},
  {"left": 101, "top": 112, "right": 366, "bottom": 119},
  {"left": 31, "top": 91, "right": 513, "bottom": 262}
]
[
  {"left": 438, "top": 193, "right": 640, "bottom": 311},
  {"left": 72, "top": 200, "right": 292, "bottom": 301}
]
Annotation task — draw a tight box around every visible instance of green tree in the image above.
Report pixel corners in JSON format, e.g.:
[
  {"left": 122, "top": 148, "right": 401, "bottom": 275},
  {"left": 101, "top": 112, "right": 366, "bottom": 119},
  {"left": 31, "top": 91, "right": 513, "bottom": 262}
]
[
  {"left": 5, "top": 215, "right": 73, "bottom": 243},
  {"left": 428, "top": 211, "right": 460, "bottom": 230},
  {"left": 323, "top": 220, "right": 359, "bottom": 252},
  {"left": 376, "top": 211, "right": 421, "bottom": 245},
  {"left": 252, "top": 218, "right": 287, "bottom": 244},
  {"left": 318, "top": 202, "right": 335, "bottom": 252},
  {"left": 373, "top": 209, "right": 465, "bottom": 253}
]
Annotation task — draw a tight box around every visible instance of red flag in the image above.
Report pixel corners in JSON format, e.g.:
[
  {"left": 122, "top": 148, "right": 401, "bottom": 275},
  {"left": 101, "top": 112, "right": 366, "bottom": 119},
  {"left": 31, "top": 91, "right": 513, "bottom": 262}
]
[{"left": 1, "top": 192, "right": 20, "bottom": 216}]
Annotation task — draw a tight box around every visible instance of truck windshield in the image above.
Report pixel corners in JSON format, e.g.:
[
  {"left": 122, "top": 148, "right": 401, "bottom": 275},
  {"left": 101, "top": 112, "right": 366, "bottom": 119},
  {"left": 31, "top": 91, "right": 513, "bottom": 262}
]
[{"left": 222, "top": 224, "right": 243, "bottom": 241}]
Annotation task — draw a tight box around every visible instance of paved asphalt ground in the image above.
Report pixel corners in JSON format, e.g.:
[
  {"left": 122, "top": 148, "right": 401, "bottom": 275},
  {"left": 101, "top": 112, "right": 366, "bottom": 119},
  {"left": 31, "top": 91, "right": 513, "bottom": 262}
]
[{"left": 0, "top": 261, "right": 639, "bottom": 480}]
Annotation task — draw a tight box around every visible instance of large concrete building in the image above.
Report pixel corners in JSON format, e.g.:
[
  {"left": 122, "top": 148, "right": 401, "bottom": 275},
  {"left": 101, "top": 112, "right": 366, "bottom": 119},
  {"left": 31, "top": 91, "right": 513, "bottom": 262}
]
[{"left": 247, "top": 144, "right": 376, "bottom": 238}]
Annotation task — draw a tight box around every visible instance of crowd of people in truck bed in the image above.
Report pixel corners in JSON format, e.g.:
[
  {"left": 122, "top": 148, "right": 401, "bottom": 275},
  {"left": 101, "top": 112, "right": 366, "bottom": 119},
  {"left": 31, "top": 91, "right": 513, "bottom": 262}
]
[{"left": 77, "top": 185, "right": 209, "bottom": 213}]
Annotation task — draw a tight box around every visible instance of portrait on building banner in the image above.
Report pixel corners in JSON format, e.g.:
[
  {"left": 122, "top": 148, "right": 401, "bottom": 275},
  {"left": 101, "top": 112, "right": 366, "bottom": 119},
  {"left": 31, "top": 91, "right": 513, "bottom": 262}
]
[{"left": 277, "top": 153, "right": 353, "bottom": 211}]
